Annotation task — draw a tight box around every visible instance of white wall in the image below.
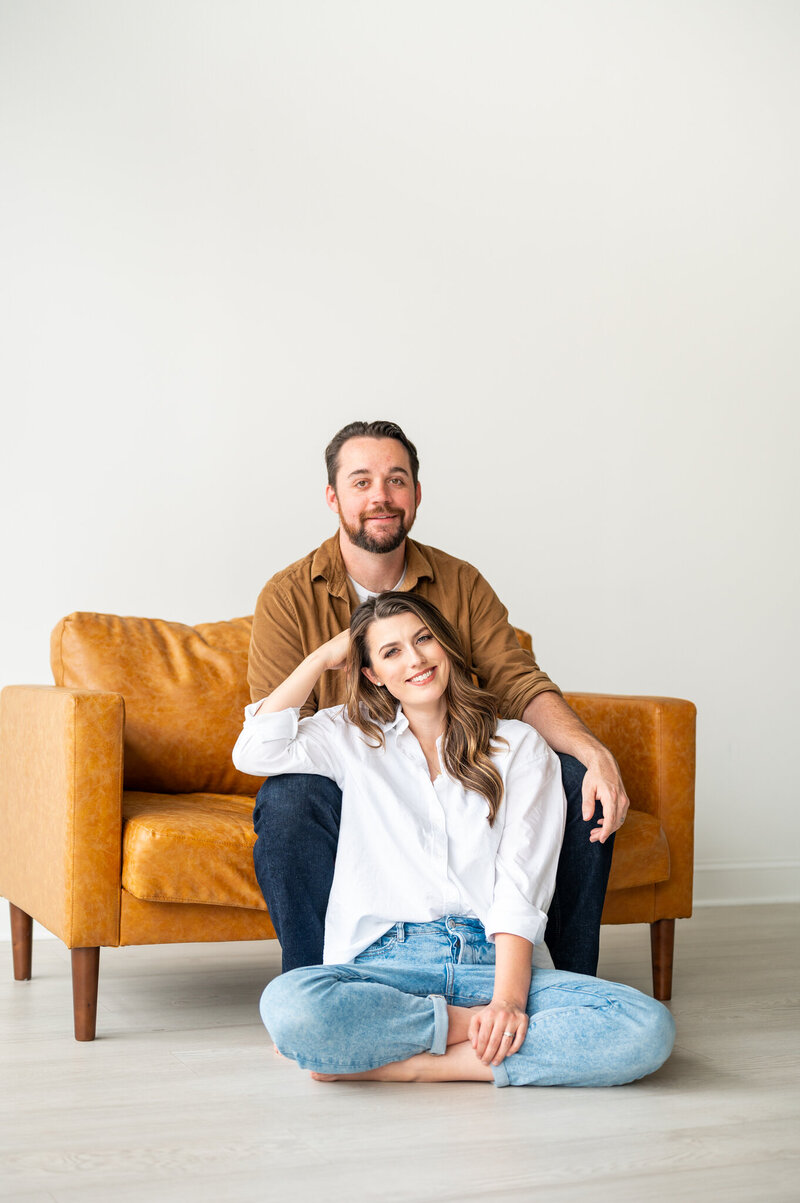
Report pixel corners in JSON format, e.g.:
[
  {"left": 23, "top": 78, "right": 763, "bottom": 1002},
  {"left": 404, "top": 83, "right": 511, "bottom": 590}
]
[{"left": 2, "top": 0, "right": 798, "bottom": 941}]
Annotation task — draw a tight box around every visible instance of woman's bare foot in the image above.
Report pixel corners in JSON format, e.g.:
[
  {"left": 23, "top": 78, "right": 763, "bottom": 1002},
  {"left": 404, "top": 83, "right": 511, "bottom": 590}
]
[
  {"left": 309, "top": 1040, "right": 494, "bottom": 1084},
  {"left": 307, "top": 1004, "right": 492, "bottom": 1082}
]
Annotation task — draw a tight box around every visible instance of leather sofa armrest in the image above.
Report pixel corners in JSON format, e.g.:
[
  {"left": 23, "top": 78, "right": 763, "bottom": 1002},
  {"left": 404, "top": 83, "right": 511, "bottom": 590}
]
[
  {"left": 563, "top": 692, "right": 696, "bottom": 836},
  {"left": 0, "top": 685, "right": 124, "bottom": 947}
]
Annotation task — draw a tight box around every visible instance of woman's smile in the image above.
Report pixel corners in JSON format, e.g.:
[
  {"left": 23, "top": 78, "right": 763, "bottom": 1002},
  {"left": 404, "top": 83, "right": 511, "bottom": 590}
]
[{"left": 407, "top": 666, "right": 437, "bottom": 685}]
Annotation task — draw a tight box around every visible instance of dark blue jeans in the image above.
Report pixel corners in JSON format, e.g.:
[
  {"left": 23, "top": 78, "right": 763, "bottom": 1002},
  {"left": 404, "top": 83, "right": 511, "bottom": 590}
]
[{"left": 252, "top": 753, "right": 614, "bottom": 975}]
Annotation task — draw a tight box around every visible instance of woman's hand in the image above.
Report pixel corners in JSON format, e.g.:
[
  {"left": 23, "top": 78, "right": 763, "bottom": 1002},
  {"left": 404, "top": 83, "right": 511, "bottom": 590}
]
[
  {"left": 468, "top": 998, "right": 529, "bottom": 1066},
  {"left": 318, "top": 629, "right": 350, "bottom": 672},
  {"left": 254, "top": 630, "right": 350, "bottom": 716}
]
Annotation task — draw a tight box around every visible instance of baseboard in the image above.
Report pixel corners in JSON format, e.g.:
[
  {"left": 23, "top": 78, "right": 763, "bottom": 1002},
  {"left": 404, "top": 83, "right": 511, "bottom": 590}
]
[
  {"left": 2, "top": 862, "right": 799, "bottom": 943},
  {"left": 693, "top": 860, "right": 800, "bottom": 906}
]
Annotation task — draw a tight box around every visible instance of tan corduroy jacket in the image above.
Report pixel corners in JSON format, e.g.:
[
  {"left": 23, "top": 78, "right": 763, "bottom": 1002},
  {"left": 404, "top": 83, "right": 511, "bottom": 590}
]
[{"left": 248, "top": 534, "right": 561, "bottom": 719}]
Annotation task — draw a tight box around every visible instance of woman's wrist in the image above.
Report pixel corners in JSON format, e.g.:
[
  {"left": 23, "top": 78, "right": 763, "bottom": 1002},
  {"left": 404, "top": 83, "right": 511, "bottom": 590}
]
[
  {"left": 490, "top": 994, "right": 527, "bottom": 1011},
  {"left": 306, "top": 646, "right": 331, "bottom": 675}
]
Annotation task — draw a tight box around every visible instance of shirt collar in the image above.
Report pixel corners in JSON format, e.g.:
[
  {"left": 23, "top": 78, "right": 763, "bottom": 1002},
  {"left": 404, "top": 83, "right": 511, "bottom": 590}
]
[
  {"left": 311, "top": 533, "right": 435, "bottom": 602},
  {"left": 402, "top": 539, "right": 434, "bottom": 590},
  {"left": 384, "top": 706, "right": 444, "bottom": 755},
  {"left": 384, "top": 704, "right": 409, "bottom": 734},
  {"left": 310, "top": 534, "right": 351, "bottom": 601}
]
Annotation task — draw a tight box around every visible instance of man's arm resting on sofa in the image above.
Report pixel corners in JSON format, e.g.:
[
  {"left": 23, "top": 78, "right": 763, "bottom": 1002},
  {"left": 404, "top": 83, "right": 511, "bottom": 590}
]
[{"left": 522, "top": 690, "right": 630, "bottom": 843}]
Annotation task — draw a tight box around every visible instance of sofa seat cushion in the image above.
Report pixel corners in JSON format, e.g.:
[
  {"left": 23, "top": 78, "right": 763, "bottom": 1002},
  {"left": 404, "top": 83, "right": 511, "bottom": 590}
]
[
  {"left": 122, "top": 792, "right": 267, "bottom": 910},
  {"left": 607, "top": 809, "right": 670, "bottom": 892},
  {"left": 121, "top": 789, "right": 669, "bottom": 912}
]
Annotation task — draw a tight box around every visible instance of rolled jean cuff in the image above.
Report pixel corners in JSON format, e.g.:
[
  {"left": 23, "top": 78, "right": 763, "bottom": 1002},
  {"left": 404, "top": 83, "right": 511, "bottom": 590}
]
[
  {"left": 491, "top": 1061, "right": 511, "bottom": 1088},
  {"left": 428, "top": 994, "right": 448, "bottom": 1056}
]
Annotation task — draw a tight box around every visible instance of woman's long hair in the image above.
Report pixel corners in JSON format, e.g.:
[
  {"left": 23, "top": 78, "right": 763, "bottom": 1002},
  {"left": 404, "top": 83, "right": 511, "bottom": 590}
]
[{"left": 345, "top": 592, "right": 507, "bottom": 824}]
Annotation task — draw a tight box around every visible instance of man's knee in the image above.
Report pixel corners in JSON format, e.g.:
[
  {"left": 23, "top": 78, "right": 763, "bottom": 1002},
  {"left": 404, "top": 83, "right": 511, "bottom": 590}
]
[
  {"left": 556, "top": 754, "right": 613, "bottom": 841},
  {"left": 556, "top": 753, "right": 588, "bottom": 813},
  {"left": 253, "top": 774, "right": 342, "bottom": 839}
]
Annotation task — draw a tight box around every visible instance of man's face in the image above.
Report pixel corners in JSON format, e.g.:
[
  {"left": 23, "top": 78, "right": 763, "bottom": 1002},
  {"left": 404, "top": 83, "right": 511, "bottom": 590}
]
[{"left": 326, "top": 437, "right": 421, "bottom": 555}]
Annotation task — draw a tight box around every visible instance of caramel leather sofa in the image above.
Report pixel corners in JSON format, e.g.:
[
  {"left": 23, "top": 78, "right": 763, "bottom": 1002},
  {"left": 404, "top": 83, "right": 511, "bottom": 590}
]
[{"left": 0, "top": 612, "right": 696, "bottom": 1040}]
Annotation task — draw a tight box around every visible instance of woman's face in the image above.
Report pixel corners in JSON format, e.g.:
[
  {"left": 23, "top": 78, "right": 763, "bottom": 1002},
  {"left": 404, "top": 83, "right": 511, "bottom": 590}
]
[{"left": 362, "top": 612, "right": 450, "bottom": 712}]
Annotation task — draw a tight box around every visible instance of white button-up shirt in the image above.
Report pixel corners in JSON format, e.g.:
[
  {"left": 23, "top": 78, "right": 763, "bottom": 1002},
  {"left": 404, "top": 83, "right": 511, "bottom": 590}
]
[{"left": 233, "top": 704, "right": 566, "bottom": 965}]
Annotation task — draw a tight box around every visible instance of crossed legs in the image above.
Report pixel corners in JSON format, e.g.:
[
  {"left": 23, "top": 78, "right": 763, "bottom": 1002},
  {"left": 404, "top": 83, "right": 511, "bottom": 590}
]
[
  {"left": 308, "top": 1003, "right": 494, "bottom": 1083},
  {"left": 261, "top": 962, "right": 674, "bottom": 1088}
]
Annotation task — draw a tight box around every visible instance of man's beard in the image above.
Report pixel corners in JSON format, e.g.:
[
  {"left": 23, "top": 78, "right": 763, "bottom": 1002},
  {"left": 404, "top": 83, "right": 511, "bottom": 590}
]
[{"left": 340, "top": 507, "right": 413, "bottom": 554}]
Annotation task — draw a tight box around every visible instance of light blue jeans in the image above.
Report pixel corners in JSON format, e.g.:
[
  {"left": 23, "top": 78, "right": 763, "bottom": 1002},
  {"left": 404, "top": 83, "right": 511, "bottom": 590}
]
[{"left": 260, "top": 917, "right": 675, "bottom": 1087}]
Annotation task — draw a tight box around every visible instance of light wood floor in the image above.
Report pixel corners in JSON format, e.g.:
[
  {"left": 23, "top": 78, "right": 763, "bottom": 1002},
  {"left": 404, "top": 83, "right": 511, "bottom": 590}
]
[{"left": 1, "top": 904, "right": 798, "bottom": 1203}]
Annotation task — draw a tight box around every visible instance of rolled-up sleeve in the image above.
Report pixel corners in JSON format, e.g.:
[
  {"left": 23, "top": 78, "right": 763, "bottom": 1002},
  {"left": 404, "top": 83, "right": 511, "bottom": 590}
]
[
  {"left": 232, "top": 705, "right": 343, "bottom": 782},
  {"left": 485, "top": 738, "right": 567, "bottom": 946}
]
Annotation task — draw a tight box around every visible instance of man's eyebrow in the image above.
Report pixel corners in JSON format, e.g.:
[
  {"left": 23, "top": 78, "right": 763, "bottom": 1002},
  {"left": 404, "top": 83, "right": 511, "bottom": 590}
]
[
  {"left": 347, "top": 466, "right": 410, "bottom": 478},
  {"left": 378, "top": 625, "right": 428, "bottom": 653}
]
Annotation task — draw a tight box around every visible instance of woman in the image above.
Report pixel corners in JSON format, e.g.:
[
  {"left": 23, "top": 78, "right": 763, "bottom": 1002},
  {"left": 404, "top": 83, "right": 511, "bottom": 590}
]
[{"left": 233, "top": 593, "right": 674, "bottom": 1087}]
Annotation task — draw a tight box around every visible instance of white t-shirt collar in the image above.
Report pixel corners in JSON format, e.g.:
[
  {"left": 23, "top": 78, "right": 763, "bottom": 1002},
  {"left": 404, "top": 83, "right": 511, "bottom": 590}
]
[{"left": 348, "top": 566, "right": 407, "bottom": 605}]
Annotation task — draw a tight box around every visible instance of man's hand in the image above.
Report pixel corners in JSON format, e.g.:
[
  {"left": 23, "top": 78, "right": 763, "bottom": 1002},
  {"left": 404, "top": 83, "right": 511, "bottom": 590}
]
[
  {"left": 521, "top": 692, "right": 630, "bottom": 844},
  {"left": 581, "top": 748, "right": 629, "bottom": 843}
]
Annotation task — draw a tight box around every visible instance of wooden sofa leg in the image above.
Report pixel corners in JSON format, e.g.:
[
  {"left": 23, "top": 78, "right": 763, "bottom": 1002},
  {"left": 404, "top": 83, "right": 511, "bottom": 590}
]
[
  {"left": 650, "top": 918, "right": 675, "bottom": 1001},
  {"left": 10, "top": 903, "right": 33, "bottom": 980},
  {"left": 71, "top": 948, "right": 100, "bottom": 1041}
]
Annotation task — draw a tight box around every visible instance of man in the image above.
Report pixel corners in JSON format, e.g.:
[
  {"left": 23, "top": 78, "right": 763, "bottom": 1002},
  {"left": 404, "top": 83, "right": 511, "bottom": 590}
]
[{"left": 248, "top": 419, "right": 629, "bottom": 974}]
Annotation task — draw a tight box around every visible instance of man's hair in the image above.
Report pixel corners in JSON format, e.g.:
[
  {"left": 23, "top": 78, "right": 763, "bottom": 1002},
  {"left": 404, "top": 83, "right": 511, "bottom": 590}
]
[{"left": 324, "top": 420, "right": 420, "bottom": 490}]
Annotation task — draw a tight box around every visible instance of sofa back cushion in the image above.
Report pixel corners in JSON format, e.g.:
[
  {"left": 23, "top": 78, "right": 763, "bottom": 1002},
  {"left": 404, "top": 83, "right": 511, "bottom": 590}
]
[{"left": 51, "top": 613, "right": 263, "bottom": 796}]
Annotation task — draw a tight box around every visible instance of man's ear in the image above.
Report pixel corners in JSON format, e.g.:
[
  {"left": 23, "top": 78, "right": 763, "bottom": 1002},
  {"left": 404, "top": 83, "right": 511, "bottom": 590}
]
[
  {"left": 325, "top": 484, "right": 340, "bottom": 515},
  {"left": 415, "top": 480, "right": 422, "bottom": 508},
  {"left": 362, "top": 666, "right": 381, "bottom": 687}
]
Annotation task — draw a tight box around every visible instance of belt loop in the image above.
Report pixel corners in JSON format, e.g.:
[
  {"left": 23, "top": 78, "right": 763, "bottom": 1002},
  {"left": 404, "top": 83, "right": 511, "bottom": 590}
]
[{"left": 396, "top": 922, "right": 405, "bottom": 943}]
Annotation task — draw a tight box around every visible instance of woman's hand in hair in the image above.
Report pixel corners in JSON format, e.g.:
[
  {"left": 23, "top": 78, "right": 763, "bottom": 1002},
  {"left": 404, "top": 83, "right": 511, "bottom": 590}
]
[
  {"left": 318, "top": 629, "right": 351, "bottom": 672},
  {"left": 254, "top": 630, "right": 350, "bottom": 715},
  {"left": 468, "top": 999, "right": 529, "bottom": 1067}
]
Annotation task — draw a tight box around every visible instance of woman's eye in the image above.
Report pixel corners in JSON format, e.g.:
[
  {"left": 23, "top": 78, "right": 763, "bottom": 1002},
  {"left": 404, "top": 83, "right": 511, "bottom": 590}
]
[{"left": 418, "top": 634, "right": 432, "bottom": 644}]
